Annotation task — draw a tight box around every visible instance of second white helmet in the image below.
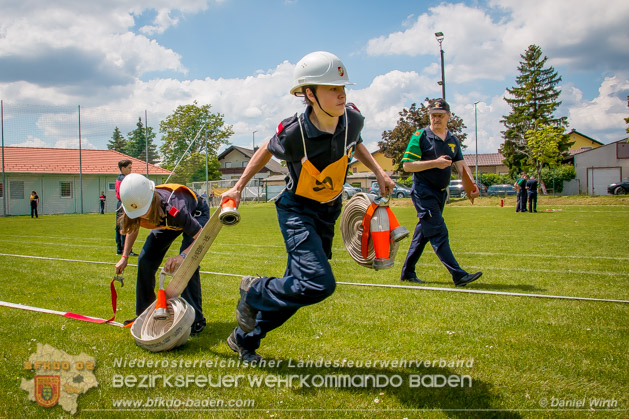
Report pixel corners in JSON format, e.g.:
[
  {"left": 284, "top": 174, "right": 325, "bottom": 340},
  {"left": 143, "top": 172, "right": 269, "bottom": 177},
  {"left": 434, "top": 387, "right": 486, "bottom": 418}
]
[
  {"left": 290, "top": 51, "right": 354, "bottom": 96},
  {"left": 120, "top": 173, "right": 155, "bottom": 219}
]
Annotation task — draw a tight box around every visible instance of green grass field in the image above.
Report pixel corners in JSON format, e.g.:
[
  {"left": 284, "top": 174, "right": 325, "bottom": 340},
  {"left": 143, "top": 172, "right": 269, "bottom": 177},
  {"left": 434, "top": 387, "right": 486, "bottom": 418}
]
[{"left": 0, "top": 195, "right": 628, "bottom": 418}]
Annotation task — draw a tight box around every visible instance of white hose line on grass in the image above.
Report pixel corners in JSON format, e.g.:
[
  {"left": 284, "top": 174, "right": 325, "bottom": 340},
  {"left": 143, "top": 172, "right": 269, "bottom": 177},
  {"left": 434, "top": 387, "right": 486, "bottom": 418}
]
[
  {"left": 0, "top": 252, "right": 627, "bottom": 304},
  {"left": 0, "top": 300, "right": 124, "bottom": 327}
]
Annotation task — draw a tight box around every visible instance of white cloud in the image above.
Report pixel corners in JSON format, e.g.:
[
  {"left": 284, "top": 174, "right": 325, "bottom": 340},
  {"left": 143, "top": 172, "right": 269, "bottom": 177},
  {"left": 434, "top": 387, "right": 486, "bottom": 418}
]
[
  {"left": 567, "top": 75, "right": 629, "bottom": 141},
  {"left": 365, "top": 0, "right": 629, "bottom": 83},
  {"left": 9, "top": 135, "right": 48, "bottom": 148}
]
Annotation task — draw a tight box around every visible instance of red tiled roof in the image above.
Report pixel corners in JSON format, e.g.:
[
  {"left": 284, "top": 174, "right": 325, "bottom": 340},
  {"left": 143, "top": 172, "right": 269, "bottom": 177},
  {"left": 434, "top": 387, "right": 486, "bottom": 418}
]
[
  {"left": 463, "top": 152, "right": 506, "bottom": 167},
  {"left": 0, "top": 147, "right": 171, "bottom": 175}
]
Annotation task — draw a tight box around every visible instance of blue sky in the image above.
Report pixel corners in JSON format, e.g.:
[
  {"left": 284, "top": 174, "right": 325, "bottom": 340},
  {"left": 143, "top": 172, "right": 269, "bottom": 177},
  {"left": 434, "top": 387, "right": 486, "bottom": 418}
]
[{"left": 1, "top": 0, "right": 628, "bottom": 155}]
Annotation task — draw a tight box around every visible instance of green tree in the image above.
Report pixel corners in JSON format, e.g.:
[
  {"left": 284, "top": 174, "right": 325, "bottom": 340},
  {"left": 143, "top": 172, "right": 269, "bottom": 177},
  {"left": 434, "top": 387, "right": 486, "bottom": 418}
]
[
  {"left": 159, "top": 101, "right": 233, "bottom": 177},
  {"left": 107, "top": 127, "right": 127, "bottom": 152},
  {"left": 379, "top": 100, "right": 467, "bottom": 173},
  {"left": 126, "top": 117, "right": 159, "bottom": 163},
  {"left": 540, "top": 165, "right": 576, "bottom": 194},
  {"left": 165, "top": 152, "right": 222, "bottom": 184},
  {"left": 526, "top": 124, "right": 567, "bottom": 181},
  {"left": 500, "top": 44, "right": 572, "bottom": 177}
]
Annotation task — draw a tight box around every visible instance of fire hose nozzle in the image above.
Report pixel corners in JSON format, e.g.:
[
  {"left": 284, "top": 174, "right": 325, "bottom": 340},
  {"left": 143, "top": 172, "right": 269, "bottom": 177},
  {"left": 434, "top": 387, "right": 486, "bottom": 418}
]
[{"left": 219, "top": 198, "right": 241, "bottom": 226}]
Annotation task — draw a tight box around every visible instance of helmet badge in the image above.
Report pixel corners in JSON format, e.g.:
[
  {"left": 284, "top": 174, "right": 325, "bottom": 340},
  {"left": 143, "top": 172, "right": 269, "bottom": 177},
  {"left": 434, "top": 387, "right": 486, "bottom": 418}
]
[{"left": 338, "top": 66, "right": 344, "bottom": 77}]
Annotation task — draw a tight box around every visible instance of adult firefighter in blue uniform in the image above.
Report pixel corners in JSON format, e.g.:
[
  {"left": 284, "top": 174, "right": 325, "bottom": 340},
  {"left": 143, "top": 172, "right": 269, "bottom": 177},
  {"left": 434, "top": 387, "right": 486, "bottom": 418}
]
[
  {"left": 400, "top": 99, "right": 483, "bottom": 287},
  {"left": 221, "top": 51, "right": 395, "bottom": 362},
  {"left": 114, "top": 173, "right": 210, "bottom": 336}
]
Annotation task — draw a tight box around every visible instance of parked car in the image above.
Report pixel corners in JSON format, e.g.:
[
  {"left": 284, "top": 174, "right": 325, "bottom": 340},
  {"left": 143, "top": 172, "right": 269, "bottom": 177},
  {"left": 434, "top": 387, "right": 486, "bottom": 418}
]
[
  {"left": 607, "top": 180, "right": 629, "bottom": 195},
  {"left": 447, "top": 179, "right": 487, "bottom": 199},
  {"left": 448, "top": 180, "right": 466, "bottom": 198},
  {"left": 487, "top": 184, "right": 517, "bottom": 196},
  {"left": 342, "top": 183, "right": 362, "bottom": 200},
  {"left": 368, "top": 182, "right": 411, "bottom": 198}
]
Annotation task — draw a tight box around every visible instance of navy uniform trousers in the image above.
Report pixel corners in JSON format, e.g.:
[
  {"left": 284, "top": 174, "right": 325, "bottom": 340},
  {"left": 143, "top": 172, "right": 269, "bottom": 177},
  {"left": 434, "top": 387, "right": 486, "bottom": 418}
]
[
  {"left": 235, "top": 191, "right": 341, "bottom": 351},
  {"left": 516, "top": 190, "right": 527, "bottom": 212},
  {"left": 527, "top": 191, "right": 537, "bottom": 212},
  {"left": 402, "top": 185, "right": 467, "bottom": 282},
  {"left": 135, "top": 198, "right": 210, "bottom": 326}
]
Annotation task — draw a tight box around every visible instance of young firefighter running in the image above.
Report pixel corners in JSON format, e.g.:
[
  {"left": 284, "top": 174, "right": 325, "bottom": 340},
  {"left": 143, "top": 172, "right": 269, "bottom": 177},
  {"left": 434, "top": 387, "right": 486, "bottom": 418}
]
[
  {"left": 221, "top": 51, "right": 395, "bottom": 361},
  {"left": 114, "top": 173, "right": 210, "bottom": 336}
]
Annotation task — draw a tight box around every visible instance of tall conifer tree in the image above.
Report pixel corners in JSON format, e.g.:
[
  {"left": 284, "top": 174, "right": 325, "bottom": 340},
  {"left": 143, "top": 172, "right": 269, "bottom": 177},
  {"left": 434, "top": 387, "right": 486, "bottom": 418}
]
[{"left": 500, "top": 45, "right": 571, "bottom": 176}]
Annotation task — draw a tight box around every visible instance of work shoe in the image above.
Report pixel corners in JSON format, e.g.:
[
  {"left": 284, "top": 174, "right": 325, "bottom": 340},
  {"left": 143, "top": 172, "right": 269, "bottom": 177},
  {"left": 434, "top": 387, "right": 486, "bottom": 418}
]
[
  {"left": 129, "top": 251, "right": 139, "bottom": 257},
  {"left": 236, "top": 276, "right": 259, "bottom": 333},
  {"left": 227, "top": 328, "right": 262, "bottom": 363},
  {"left": 454, "top": 272, "right": 483, "bottom": 287},
  {"left": 190, "top": 321, "right": 206, "bottom": 336},
  {"left": 401, "top": 273, "right": 426, "bottom": 284},
  {"left": 123, "top": 317, "right": 137, "bottom": 326}
]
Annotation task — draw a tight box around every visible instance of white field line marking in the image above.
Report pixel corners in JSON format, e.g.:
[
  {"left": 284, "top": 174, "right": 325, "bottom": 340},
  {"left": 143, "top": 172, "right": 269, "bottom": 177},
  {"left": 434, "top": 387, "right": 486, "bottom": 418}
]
[
  {"left": 0, "top": 253, "right": 627, "bottom": 304},
  {"left": 335, "top": 282, "right": 629, "bottom": 304},
  {"left": 1, "top": 252, "right": 627, "bottom": 278}
]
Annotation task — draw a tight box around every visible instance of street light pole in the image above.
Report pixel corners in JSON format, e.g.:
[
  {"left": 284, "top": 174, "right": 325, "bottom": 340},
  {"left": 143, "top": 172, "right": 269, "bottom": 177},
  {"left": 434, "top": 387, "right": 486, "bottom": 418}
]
[
  {"left": 435, "top": 32, "right": 446, "bottom": 101},
  {"left": 252, "top": 130, "right": 257, "bottom": 150},
  {"left": 474, "top": 101, "right": 480, "bottom": 185}
]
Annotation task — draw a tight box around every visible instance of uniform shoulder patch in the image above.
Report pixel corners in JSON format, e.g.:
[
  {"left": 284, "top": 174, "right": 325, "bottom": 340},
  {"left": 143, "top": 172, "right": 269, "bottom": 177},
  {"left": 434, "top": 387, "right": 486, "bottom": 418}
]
[
  {"left": 347, "top": 102, "right": 361, "bottom": 113},
  {"left": 413, "top": 129, "right": 423, "bottom": 137},
  {"left": 168, "top": 206, "right": 179, "bottom": 217},
  {"left": 276, "top": 114, "right": 298, "bottom": 135}
]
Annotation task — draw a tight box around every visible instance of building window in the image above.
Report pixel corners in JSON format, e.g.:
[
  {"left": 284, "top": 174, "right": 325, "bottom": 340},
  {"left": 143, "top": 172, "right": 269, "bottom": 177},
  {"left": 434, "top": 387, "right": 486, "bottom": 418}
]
[
  {"left": 0, "top": 183, "right": 3, "bottom": 198},
  {"left": 242, "top": 161, "right": 248, "bottom": 168},
  {"left": 225, "top": 162, "right": 232, "bottom": 168},
  {"left": 60, "top": 181, "right": 73, "bottom": 198},
  {"left": 108, "top": 183, "right": 116, "bottom": 191},
  {"left": 10, "top": 181, "right": 24, "bottom": 199},
  {"left": 618, "top": 142, "right": 629, "bottom": 159}
]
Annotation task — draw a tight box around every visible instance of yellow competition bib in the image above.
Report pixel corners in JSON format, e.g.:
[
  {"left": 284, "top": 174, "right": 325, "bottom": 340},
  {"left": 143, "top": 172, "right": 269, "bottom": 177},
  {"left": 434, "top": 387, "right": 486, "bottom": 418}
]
[{"left": 294, "top": 110, "right": 350, "bottom": 203}]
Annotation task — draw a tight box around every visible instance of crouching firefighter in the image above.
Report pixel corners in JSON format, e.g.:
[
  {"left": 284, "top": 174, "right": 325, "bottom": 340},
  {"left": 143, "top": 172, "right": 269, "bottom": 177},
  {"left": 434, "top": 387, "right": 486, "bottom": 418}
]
[
  {"left": 220, "top": 51, "right": 395, "bottom": 362},
  {"left": 114, "top": 173, "right": 210, "bottom": 336}
]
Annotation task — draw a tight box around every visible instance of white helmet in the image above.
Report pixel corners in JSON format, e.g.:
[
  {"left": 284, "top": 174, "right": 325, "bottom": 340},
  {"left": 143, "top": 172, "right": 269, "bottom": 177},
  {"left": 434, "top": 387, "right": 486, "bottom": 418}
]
[
  {"left": 290, "top": 51, "right": 354, "bottom": 96},
  {"left": 119, "top": 173, "right": 155, "bottom": 219}
]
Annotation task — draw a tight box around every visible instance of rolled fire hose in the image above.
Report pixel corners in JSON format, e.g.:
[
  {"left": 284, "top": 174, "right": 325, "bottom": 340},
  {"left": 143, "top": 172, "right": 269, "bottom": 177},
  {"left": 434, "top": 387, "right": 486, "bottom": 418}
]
[
  {"left": 131, "top": 199, "right": 240, "bottom": 352},
  {"left": 341, "top": 193, "right": 409, "bottom": 270}
]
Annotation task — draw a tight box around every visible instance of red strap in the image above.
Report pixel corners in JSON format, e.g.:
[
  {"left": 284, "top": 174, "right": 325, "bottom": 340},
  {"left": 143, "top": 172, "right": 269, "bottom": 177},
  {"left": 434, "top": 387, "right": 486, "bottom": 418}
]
[
  {"left": 63, "top": 278, "right": 118, "bottom": 324},
  {"left": 361, "top": 202, "right": 379, "bottom": 259}
]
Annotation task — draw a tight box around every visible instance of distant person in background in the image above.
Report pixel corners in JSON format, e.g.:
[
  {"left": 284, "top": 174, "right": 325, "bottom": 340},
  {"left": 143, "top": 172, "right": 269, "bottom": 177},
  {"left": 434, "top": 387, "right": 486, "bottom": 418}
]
[
  {"left": 30, "top": 191, "right": 39, "bottom": 218},
  {"left": 115, "top": 160, "right": 138, "bottom": 256},
  {"left": 99, "top": 191, "right": 106, "bottom": 214},
  {"left": 515, "top": 173, "right": 528, "bottom": 213},
  {"left": 526, "top": 175, "right": 539, "bottom": 213}
]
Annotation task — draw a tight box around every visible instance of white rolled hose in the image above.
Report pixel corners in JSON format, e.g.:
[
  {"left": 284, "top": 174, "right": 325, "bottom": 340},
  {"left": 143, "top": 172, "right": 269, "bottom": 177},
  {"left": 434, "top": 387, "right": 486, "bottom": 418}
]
[
  {"left": 130, "top": 297, "right": 195, "bottom": 352},
  {"left": 340, "top": 193, "right": 403, "bottom": 269}
]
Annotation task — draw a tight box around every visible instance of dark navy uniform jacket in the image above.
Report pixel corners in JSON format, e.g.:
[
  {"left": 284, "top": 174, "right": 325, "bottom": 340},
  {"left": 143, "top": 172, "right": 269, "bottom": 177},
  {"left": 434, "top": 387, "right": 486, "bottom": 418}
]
[
  {"left": 526, "top": 179, "right": 538, "bottom": 194},
  {"left": 267, "top": 104, "right": 364, "bottom": 195},
  {"left": 145, "top": 188, "right": 203, "bottom": 238},
  {"left": 401, "top": 127, "right": 464, "bottom": 192}
]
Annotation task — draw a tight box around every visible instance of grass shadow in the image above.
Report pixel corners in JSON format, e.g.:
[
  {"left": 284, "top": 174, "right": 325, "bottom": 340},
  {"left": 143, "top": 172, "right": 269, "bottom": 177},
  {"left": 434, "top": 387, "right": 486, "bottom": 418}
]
[{"left": 202, "top": 345, "right": 520, "bottom": 418}]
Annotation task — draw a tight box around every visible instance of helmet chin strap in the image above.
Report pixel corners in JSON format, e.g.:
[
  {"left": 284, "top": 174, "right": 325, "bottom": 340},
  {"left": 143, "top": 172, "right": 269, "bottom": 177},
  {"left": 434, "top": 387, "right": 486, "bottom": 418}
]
[{"left": 311, "top": 89, "right": 336, "bottom": 118}]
